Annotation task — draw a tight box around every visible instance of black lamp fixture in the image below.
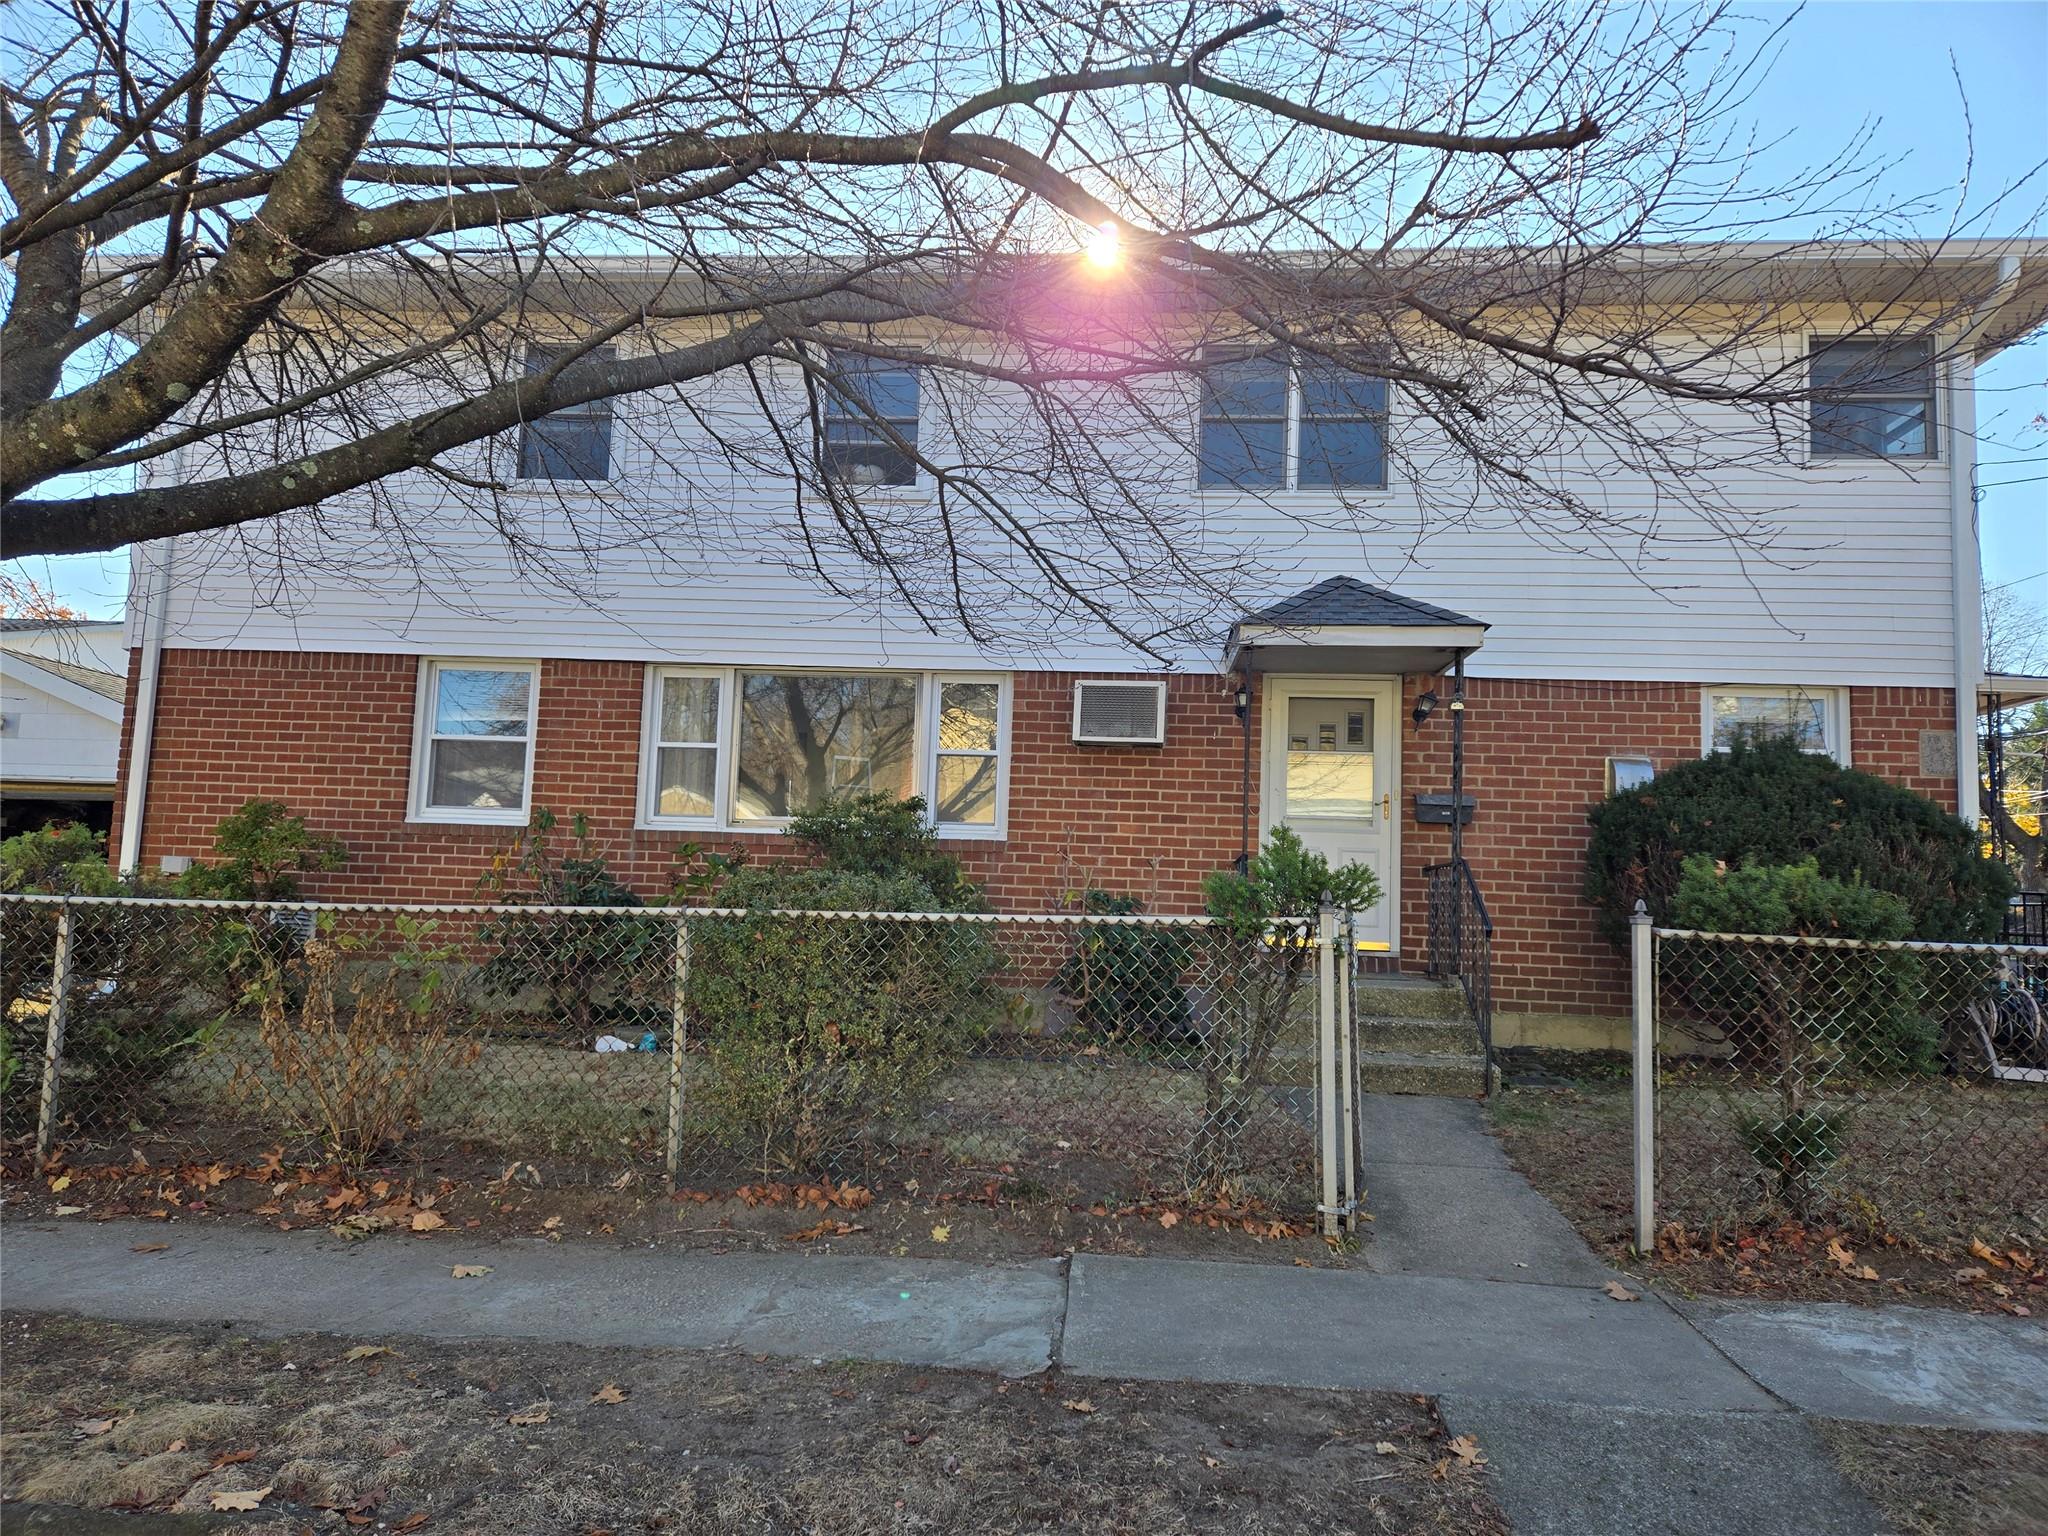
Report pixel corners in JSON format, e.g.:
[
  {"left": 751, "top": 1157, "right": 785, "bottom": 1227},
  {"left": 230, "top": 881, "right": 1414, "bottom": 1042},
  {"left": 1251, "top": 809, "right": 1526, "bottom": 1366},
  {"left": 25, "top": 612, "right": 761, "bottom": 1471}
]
[
  {"left": 1412, "top": 689, "right": 1440, "bottom": 728},
  {"left": 1232, "top": 679, "right": 1251, "bottom": 722}
]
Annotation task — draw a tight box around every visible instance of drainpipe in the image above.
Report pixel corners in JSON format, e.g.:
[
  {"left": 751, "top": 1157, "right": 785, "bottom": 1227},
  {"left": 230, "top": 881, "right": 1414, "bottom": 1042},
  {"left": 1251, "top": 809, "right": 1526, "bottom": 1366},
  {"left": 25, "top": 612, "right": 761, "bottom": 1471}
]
[
  {"left": 1234, "top": 663, "right": 1253, "bottom": 873},
  {"left": 1449, "top": 652, "right": 1467, "bottom": 869},
  {"left": 1948, "top": 253, "right": 2021, "bottom": 827},
  {"left": 116, "top": 537, "right": 174, "bottom": 875}
]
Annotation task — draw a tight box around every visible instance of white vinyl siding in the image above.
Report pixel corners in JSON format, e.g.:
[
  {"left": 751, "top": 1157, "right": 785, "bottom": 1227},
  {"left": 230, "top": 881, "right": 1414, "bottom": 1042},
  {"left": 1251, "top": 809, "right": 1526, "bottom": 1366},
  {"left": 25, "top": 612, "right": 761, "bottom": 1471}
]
[{"left": 410, "top": 659, "right": 539, "bottom": 823}]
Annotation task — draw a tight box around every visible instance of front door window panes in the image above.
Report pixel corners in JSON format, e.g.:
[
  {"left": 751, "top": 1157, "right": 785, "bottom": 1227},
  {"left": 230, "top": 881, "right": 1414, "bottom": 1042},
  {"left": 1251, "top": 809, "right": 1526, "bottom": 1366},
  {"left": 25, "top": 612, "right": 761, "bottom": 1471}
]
[{"left": 1284, "top": 696, "right": 1374, "bottom": 819}]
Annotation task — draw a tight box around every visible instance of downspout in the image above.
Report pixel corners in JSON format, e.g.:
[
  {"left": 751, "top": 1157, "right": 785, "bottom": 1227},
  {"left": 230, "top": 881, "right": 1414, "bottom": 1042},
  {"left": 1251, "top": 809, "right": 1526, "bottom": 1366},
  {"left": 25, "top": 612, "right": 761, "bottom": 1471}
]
[
  {"left": 1948, "top": 253, "right": 2022, "bottom": 827},
  {"left": 116, "top": 536, "right": 174, "bottom": 875},
  {"left": 1235, "top": 662, "right": 1253, "bottom": 873},
  {"left": 1449, "top": 652, "right": 1467, "bottom": 869}
]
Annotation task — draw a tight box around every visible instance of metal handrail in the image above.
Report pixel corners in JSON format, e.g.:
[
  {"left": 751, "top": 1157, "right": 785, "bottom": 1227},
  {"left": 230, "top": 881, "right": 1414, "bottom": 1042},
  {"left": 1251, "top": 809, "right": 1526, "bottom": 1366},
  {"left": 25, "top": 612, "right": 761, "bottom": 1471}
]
[{"left": 1422, "top": 857, "right": 1494, "bottom": 1083}]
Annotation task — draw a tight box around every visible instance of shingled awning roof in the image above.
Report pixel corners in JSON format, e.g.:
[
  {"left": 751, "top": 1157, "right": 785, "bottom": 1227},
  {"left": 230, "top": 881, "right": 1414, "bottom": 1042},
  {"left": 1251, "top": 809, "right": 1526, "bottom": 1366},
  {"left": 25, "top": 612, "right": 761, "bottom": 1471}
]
[{"left": 1227, "top": 576, "right": 1487, "bottom": 674}]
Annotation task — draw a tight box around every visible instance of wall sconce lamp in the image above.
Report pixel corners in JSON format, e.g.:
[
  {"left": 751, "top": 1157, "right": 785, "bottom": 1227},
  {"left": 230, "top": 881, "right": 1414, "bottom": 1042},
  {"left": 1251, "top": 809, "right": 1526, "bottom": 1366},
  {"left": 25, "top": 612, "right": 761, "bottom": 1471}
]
[
  {"left": 1412, "top": 690, "right": 1439, "bottom": 728},
  {"left": 1233, "top": 680, "right": 1251, "bottom": 723}
]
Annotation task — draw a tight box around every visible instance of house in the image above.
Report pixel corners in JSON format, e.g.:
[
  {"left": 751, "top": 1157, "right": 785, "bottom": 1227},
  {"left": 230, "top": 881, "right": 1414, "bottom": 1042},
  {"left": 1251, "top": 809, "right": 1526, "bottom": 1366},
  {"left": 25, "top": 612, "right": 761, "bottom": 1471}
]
[
  {"left": 108, "top": 240, "right": 2048, "bottom": 1046},
  {"left": 1, "top": 618, "right": 128, "bottom": 839}
]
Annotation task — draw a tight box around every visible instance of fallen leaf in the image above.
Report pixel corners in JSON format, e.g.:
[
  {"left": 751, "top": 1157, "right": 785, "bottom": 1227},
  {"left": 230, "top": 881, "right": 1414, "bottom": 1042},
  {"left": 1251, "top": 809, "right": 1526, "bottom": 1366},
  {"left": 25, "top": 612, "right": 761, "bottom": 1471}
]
[
  {"left": 410, "top": 1210, "right": 447, "bottom": 1232},
  {"left": 930, "top": 1224, "right": 951, "bottom": 1243},
  {"left": 1200, "top": 1453, "right": 1222, "bottom": 1468},
  {"left": 1158, "top": 1210, "right": 1181, "bottom": 1230},
  {"left": 1852, "top": 1264, "right": 1880, "bottom": 1282},
  {"left": 49, "top": 1174, "right": 72, "bottom": 1192},
  {"left": 1062, "top": 1399, "right": 1096, "bottom": 1415},
  {"left": 590, "top": 1383, "right": 628, "bottom": 1405},
  {"left": 1447, "top": 1434, "right": 1487, "bottom": 1467},
  {"left": 209, "top": 1487, "right": 273, "bottom": 1512},
  {"left": 788, "top": 1218, "right": 864, "bottom": 1242},
  {"left": 541, "top": 1216, "right": 563, "bottom": 1232},
  {"left": 1826, "top": 1237, "right": 1858, "bottom": 1272},
  {"left": 129, "top": 1242, "right": 169, "bottom": 1254},
  {"left": 165, "top": 1439, "right": 187, "bottom": 1454},
  {"left": 1956, "top": 1266, "right": 1989, "bottom": 1283},
  {"left": 1375, "top": 1441, "right": 1398, "bottom": 1455},
  {"left": 508, "top": 1403, "right": 552, "bottom": 1427},
  {"left": 53, "top": 1205, "right": 85, "bottom": 1216},
  {"left": 392, "top": 1515, "right": 430, "bottom": 1533},
  {"left": 1602, "top": 1280, "right": 1640, "bottom": 1302},
  {"left": 210, "top": 1449, "right": 257, "bottom": 1470},
  {"left": 450, "top": 1264, "right": 490, "bottom": 1279},
  {"left": 343, "top": 1345, "right": 393, "bottom": 1362},
  {"left": 74, "top": 1418, "right": 116, "bottom": 1438}
]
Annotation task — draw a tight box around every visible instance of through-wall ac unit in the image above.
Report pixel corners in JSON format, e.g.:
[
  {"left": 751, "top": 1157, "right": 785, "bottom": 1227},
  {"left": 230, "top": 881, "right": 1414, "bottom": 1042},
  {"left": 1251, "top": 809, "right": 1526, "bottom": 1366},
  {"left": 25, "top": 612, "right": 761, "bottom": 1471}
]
[{"left": 1072, "top": 680, "right": 1168, "bottom": 745}]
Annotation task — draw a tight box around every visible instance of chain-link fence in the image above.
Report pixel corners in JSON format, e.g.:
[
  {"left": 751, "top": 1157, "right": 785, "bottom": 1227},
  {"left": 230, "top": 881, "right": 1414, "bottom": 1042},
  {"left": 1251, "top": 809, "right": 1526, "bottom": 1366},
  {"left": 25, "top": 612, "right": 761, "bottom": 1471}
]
[
  {"left": 1635, "top": 921, "right": 2047, "bottom": 1248},
  {"left": 2, "top": 894, "right": 1344, "bottom": 1214}
]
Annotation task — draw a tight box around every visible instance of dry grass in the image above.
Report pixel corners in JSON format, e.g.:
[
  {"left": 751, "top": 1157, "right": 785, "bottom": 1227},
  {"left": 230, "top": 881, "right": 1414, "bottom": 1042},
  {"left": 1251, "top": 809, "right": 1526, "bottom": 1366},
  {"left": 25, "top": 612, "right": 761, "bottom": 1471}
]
[
  {"left": 1, "top": 1313, "right": 1507, "bottom": 1535},
  {"left": 1816, "top": 1420, "right": 2048, "bottom": 1536}
]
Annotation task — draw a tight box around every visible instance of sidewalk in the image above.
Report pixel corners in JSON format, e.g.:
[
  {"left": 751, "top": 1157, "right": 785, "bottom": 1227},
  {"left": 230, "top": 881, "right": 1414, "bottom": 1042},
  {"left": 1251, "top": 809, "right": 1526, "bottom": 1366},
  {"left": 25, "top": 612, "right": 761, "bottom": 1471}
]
[{"left": 5, "top": 1098, "right": 2042, "bottom": 1534}]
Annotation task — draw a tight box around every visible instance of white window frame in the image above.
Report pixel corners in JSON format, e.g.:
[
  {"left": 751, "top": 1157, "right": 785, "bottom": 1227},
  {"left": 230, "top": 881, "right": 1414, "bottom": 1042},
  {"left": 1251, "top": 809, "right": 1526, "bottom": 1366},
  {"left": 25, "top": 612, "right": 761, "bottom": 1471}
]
[
  {"left": 638, "top": 665, "right": 731, "bottom": 828},
  {"left": 928, "top": 673, "right": 1011, "bottom": 839},
  {"left": 1700, "top": 685, "right": 1849, "bottom": 765},
  {"left": 1804, "top": 331, "right": 1941, "bottom": 464},
  {"left": 408, "top": 658, "right": 541, "bottom": 825},
  {"left": 1196, "top": 346, "right": 1392, "bottom": 494},
  {"left": 633, "top": 666, "right": 1009, "bottom": 840}
]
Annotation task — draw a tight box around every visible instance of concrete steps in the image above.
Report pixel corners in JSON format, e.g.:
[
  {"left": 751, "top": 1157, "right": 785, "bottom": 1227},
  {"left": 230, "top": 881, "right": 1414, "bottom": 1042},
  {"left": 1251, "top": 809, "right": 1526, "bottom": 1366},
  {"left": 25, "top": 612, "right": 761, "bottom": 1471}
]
[{"left": 1355, "top": 976, "right": 1493, "bottom": 1098}]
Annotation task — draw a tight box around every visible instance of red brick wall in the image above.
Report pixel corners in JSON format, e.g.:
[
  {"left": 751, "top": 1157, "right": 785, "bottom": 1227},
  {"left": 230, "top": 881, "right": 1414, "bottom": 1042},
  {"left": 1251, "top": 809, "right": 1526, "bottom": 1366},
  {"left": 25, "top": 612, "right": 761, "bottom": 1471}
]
[
  {"left": 115, "top": 650, "right": 1252, "bottom": 912},
  {"left": 116, "top": 648, "right": 1955, "bottom": 1017},
  {"left": 1395, "top": 676, "right": 1957, "bottom": 1015}
]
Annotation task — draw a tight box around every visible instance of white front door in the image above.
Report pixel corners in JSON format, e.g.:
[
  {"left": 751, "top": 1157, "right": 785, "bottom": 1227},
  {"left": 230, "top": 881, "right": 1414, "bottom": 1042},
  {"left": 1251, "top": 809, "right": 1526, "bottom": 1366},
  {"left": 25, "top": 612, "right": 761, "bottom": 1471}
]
[{"left": 1261, "top": 677, "right": 1399, "bottom": 952}]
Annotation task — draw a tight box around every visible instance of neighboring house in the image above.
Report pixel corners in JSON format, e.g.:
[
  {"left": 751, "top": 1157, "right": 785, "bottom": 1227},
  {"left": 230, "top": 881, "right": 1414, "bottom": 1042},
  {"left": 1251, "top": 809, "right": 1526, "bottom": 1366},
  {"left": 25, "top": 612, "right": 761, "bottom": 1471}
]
[
  {"left": 109, "top": 241, "right": 2048, "bottom": 1044},
  {"left": 1, "top": 619, "right": 128, "bottom": 838}
]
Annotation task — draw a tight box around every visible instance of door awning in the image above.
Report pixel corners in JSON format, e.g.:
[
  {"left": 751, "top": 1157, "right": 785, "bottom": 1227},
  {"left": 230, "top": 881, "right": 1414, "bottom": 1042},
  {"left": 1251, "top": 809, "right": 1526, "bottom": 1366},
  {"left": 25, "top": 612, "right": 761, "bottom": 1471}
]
[
  {"left": 1981, "top": 672, "right": 2048, "bottom": 710},
  {"left": 1226, "top": 576, "right": 1488, "bottom": 675}
]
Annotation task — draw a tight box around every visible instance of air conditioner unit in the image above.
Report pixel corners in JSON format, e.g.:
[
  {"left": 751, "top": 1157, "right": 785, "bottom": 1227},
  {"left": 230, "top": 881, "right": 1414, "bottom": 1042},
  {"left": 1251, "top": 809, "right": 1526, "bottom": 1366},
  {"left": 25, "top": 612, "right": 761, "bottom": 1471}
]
[{"left": 1072, "top": 680, "right": 1168, "bottom": 745}]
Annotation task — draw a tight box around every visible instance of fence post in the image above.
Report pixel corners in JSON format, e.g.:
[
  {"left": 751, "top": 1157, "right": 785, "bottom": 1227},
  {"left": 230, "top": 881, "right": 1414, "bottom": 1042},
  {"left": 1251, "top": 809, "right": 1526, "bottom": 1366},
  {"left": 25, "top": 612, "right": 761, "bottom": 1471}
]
[
  {"left": 1337, "top": 912, "right": 1360, "bottom": 1233},
  {"left": 1629, "top": 899, "right": 1656, "bottom": 1255},
  {"left": 35, "top": 900, "right": 78, "bottom": 1162},
  {"left": 665, "top": 913, "right": 692, "bottom": 1189},
  {"left": 1316, "top": 904, "right": 1341, "bottom": 1237}
]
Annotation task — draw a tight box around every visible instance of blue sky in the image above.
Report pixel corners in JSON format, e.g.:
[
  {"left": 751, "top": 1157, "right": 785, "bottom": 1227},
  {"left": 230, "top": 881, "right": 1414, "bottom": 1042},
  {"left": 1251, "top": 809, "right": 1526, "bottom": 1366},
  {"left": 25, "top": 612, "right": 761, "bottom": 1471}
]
[{"left": 8, "top": 0, "right": 2045, "bottom": 623}]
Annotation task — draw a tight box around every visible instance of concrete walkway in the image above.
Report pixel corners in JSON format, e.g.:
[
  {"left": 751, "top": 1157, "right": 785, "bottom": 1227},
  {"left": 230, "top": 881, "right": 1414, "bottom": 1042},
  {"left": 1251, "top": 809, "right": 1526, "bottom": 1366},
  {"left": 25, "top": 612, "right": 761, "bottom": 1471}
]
[{"left": 5, "top": 1098, "right": 2042, "bottom": 1535}]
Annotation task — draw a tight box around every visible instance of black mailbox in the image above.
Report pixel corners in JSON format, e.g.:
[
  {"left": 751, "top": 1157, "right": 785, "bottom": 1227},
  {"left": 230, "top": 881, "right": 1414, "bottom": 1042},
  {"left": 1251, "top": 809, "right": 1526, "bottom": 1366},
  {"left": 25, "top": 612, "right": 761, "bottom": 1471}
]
[{"left": 1412, "top": 793, "right": 1476, "bottom": 826}]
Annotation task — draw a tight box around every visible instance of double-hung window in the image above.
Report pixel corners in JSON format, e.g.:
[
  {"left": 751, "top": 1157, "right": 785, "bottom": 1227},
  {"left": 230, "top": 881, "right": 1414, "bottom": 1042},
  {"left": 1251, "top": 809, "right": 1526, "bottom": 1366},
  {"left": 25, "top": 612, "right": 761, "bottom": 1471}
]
[
  {"left": 413, "top": 660, "right": 538, "bottom": 821},
  {"left": 1702, "top": 686, "right": 1846, "bottom": 762},
  {"left": 1809, "top": 337, "right": 1936, "bottom": 459},
  {"left": 639, "top": 668, "right": 1008, "bottom": 835},
  {"left": 1199, "top": 348, "right": 1389, "bottom": 490},
  {"left": 518, "top": 344, "right": 616, "bottom": 480},
  {"left": 820, "top": 350, "right": 919, "bottom": 486}
]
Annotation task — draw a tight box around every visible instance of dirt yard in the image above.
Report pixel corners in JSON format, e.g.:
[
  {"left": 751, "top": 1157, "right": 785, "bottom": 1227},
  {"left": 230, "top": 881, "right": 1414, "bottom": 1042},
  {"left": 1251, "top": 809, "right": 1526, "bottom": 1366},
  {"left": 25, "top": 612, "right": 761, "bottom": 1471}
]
[
  {"left": 1487, "top": 1081, "right": 2043, "bottom": 1315},
  {"left": 0, "top": 1313, "right": 1506, "bottom": 1535}
]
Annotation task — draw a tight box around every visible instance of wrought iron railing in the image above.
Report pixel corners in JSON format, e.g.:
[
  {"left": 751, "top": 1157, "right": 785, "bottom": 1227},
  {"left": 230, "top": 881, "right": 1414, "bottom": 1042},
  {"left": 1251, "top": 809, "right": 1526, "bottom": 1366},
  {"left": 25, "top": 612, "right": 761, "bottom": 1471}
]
[
  {"left": 1422, "top": 858, "right": 1493, "bottom": 1079},
  {"left": 2005, "top": 891, "right": 2047, "bottom": 948}
]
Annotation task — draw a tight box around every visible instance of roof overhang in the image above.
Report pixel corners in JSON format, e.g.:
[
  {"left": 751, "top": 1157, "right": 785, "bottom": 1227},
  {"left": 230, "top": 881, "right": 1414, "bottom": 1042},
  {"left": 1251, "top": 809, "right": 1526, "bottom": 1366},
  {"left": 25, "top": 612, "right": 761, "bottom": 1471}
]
[
  {"left": 0, "top": 654, "right": 125, "bottom": 722},
  {"left": 1981, "top": 672, "right": 2048, "bottom": 710},
  {"left": 1228, "top": 622, "right": 1488, "bottom": 676}
]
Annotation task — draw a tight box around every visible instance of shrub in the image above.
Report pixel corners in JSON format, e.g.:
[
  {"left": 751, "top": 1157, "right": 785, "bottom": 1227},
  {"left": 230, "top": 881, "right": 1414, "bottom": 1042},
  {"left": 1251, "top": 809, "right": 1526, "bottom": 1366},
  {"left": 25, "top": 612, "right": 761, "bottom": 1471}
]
[
  {"left": 686, "top": 863, "right": 1004, "bottom": 1170},
  {"left": 0, "top": 825, "right": 203, "bottom": 1130},
  {"left": 1584, "top": 735, "right": 2012, "bottom": 945},
  {"left": 1191, "top": 827, "right": 1379, "bottom": 1189},
  {"left": 784, "top": 794, "right": 983, "bottom": 910},
  {"left": 241, "top": 916, "right": 479, "bottom": 1164},
  {"left": 172, "top": 799, "right": 347, "bottom": 900},
  {"left": 1671, "top": 855, "right": 1933, "bottom": 1074},
  {"left": 477, "top": 809, "right": 655, "bottom": 1044},
  {"left": 1052, "top": 890, "right": 1196, "bottom": 1046}
]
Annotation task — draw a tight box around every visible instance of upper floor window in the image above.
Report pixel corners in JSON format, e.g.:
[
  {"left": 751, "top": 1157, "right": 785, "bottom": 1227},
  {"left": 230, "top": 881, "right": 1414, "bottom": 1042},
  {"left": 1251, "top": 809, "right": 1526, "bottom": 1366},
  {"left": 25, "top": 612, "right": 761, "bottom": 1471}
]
[
  {"left": 1702, "top": 685, "right": 1845, "bottom": 762},
  {"left": 820, "top": 351, "right": 918, "bottom": 486},
  {"left": 412, "top": 659, "right": 538, "bottom": 822},
  {"left": 1199, "top": 349, "right": 1389, "bottom": 490},
  {"left": 518, "top": 345, "right": 615, "bottom": 481},
  {"left": 1809, "top": 337, "right": 1936, "bottom": 460}
]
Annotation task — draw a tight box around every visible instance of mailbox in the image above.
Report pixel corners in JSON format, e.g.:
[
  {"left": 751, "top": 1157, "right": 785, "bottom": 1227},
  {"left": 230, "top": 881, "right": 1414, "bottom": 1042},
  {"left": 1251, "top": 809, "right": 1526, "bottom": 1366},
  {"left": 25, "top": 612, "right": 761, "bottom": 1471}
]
[{"left": 1412, "top": 793, "right": 1476, "bottom": 826}]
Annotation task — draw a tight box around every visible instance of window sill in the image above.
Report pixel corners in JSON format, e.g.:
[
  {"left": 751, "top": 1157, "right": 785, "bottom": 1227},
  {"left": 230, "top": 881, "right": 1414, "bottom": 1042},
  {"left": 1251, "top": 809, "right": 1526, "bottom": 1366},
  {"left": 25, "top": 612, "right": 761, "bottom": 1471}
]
[{"left": 407, "top": 808, "right": 532, "bottom": 828}]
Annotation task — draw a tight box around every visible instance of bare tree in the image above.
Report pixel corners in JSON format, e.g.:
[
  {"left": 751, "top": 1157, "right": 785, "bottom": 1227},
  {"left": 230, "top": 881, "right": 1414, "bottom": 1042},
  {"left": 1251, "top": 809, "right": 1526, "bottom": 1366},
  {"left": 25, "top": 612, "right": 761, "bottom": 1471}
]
[{"left": 1, "top": 0, "right": 2041, "bottom": 650}]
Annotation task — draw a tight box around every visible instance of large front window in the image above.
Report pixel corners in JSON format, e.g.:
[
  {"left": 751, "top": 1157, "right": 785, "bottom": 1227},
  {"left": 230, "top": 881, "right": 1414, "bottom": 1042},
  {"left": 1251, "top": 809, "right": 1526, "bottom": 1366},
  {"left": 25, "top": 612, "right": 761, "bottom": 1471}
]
[
  {"left": 1200, "top": 349, "right": 1389, "bottom": 490},
  {"left": 734, "top": 672, "right": 919, "bottom": 822},
  {"left": 413, "top": 660, "right": 537, "bottom": 820}
]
